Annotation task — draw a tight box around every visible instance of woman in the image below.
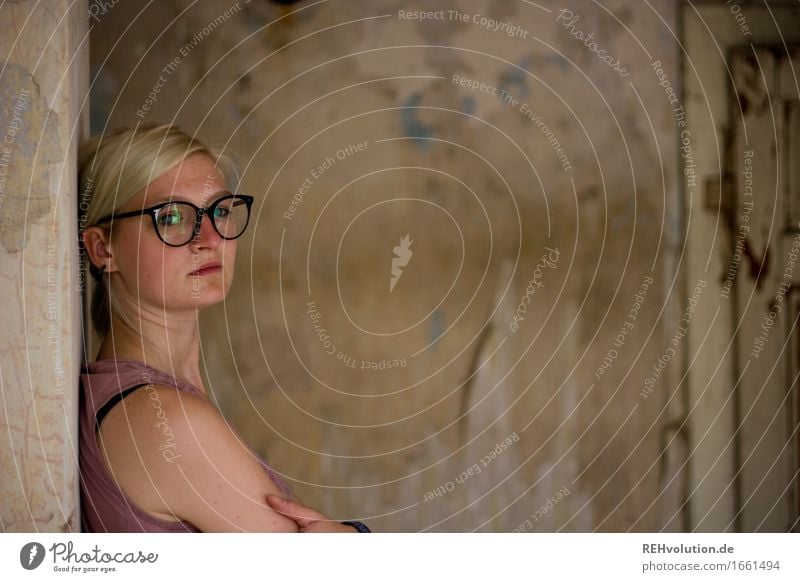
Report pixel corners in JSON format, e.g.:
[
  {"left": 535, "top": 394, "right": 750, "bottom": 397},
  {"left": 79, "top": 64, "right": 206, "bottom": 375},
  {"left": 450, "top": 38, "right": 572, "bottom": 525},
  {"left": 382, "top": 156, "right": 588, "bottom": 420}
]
[{"left": 78, "top": 124, "right": 368, "bottom": 533}]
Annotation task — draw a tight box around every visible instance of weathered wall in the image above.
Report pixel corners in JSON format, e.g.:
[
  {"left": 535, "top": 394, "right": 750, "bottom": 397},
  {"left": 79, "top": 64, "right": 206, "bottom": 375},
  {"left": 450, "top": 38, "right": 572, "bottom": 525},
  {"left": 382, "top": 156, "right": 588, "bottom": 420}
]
[
  {"left": 0, "top": 0, "right": 88, "bottom": 531},
  {"left": 684, "top": 2, "right": 800, "bottom": 532},
  {"left": 89, "top": 0, "right": 686, "bottom": 531}
]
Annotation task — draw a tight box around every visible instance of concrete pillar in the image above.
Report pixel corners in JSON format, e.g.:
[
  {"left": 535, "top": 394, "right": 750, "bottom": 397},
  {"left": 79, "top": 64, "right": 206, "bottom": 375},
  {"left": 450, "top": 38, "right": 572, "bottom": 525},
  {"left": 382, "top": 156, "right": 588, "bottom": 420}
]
[{"left": 0, "top": 0, "right": 88, "bottom": 532}]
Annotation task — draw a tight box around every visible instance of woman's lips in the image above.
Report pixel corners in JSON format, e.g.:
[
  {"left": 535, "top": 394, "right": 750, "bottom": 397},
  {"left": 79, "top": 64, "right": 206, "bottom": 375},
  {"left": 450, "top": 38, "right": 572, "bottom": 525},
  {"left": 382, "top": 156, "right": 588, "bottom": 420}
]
[{"left": 189, "top": 264, "right": 222, "bottom": 276}]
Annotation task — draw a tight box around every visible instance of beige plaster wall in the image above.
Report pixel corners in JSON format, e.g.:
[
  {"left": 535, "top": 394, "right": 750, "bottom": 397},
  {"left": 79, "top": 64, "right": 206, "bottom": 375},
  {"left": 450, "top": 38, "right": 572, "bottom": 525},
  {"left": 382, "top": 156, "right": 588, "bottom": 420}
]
[
  {"left": 0, "top": 0, "right": 88, "bottom": 532},
  {"left": 87, "top": 0, "right": 686, "bottom": 532}
]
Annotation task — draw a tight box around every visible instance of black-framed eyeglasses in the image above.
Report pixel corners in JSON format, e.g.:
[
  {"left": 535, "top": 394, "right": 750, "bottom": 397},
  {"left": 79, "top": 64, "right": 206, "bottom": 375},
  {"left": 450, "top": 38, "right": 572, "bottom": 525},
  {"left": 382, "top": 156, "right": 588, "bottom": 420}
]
[{"left": 95, "top": 193, "right": 254, "bottom": 247}]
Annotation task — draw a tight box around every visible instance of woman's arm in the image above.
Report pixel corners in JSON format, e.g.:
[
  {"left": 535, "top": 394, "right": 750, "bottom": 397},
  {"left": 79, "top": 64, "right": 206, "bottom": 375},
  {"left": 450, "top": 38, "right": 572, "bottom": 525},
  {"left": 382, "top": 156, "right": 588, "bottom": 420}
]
[{"left": 96, "top": 385, "right": 299, "bottom": 532}]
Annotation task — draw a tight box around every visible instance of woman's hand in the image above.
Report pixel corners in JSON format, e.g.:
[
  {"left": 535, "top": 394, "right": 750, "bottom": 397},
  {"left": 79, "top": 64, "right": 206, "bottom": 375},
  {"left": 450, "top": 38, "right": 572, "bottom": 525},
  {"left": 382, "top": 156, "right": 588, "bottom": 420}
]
[{"left": 265, "top": 495, "right": 358, "bottom": 533}]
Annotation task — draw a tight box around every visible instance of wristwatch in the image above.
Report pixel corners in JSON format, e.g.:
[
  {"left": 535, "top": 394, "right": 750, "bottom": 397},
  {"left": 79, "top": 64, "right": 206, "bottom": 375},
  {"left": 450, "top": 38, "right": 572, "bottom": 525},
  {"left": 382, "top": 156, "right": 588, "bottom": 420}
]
[{"left": 340, "top": 520, "right": 371, "bottom": 533}]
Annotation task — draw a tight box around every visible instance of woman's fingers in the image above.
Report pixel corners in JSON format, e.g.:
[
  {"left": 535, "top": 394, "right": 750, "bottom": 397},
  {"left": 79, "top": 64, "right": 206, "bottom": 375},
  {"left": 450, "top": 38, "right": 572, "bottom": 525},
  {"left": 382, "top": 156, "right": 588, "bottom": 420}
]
[{"left": 265, "top": 495, "right": 328, "bottom": 529}]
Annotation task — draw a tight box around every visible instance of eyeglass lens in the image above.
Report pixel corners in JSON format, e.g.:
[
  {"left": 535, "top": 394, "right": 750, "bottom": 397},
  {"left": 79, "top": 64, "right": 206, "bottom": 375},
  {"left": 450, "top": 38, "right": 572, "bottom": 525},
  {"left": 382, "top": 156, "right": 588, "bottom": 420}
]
[{"left": 154, "top": 197, "right": 250, "bottom": 245}]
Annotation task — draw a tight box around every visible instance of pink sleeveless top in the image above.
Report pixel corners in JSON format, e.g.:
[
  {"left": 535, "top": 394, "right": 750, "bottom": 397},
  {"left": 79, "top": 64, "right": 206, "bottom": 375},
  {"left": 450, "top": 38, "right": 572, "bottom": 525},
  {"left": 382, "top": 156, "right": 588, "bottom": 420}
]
[{"left": 79, "top": 358, "right": 294, "bottom": 532}]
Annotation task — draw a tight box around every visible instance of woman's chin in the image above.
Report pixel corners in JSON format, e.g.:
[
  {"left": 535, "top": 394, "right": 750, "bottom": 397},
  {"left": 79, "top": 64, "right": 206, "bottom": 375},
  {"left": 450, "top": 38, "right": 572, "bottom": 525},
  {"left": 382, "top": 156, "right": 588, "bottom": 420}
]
[{"left": 187, "top": 289, "right": 228, "bottom": 308}]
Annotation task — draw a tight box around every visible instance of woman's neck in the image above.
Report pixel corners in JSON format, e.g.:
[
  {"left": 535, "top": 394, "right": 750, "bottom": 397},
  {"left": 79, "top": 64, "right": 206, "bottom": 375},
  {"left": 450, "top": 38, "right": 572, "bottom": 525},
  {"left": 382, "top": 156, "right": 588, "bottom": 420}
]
[{"left": 96, "top": 310, "right": 207, "bottom": 395}]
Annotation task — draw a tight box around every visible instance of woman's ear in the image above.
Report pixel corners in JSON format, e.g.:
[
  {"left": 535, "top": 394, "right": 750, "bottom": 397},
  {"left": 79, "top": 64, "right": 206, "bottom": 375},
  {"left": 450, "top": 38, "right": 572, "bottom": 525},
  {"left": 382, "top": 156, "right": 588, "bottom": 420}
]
[{"left": 82, "top": 225, "right": 115, "bottom": 273}]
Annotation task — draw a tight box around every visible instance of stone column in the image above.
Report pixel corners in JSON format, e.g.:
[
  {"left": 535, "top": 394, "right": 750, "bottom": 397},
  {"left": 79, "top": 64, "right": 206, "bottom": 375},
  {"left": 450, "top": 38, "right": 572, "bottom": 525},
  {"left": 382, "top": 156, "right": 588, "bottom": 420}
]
[{"left": 0, "top": 0, "right": 88, "bottom": 532}]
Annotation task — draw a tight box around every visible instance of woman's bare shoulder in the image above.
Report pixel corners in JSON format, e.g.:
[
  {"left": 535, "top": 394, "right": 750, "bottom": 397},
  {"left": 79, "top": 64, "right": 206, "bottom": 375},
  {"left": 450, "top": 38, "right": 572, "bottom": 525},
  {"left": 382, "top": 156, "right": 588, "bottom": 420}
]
[
  {"left": 97, "top": 384, "right": 299, "bottom": 532},
  {"left": 96, "top": 383, "right": 210, "bottom": 453}
]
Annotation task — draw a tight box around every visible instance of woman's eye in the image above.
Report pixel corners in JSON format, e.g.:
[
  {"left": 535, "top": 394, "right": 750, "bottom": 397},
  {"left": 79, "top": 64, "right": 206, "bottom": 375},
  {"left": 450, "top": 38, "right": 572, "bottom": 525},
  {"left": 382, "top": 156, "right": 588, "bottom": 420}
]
[
  {"left": 214, "top": 206, "right": 230, "bottom": 219},
  {"left": 157, "top": 210, "right": 182, "bottom": 226}
]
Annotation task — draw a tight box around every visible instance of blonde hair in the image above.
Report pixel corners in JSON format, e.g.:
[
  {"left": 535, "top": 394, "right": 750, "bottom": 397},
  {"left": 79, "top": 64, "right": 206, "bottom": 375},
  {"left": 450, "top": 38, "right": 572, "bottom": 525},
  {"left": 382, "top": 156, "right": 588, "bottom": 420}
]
[{"left": 78, "top": 124, "right": 236, "bottom": 338}]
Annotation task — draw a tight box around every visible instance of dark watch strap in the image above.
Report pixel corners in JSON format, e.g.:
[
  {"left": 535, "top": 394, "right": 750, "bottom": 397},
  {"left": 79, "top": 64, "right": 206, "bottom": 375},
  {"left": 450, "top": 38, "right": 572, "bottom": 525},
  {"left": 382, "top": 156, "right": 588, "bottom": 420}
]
[{"left": 341, "top": 520, "right": 371, "bottom": 533}]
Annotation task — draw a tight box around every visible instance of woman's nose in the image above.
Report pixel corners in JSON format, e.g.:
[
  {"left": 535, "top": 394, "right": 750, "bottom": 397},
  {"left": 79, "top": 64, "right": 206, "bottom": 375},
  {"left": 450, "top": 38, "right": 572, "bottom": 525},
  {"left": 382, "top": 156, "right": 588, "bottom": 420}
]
[{"left": 189, "top": 211, "right": 222, "bottom": 248}]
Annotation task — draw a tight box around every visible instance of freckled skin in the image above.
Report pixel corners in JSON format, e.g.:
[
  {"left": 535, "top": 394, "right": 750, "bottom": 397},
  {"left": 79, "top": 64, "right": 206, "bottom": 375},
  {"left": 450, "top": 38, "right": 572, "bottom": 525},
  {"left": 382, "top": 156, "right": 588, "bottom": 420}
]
[{"left": 106, "top": 153, "right": 237, "bottom": 316}]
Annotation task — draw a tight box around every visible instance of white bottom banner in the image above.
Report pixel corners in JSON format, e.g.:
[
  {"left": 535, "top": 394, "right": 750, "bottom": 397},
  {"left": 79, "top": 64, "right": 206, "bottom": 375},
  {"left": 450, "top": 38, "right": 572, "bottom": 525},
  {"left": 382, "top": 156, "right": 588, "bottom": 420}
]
[{"left": 1, "top": 533, "right": 797, "bottom": 581}]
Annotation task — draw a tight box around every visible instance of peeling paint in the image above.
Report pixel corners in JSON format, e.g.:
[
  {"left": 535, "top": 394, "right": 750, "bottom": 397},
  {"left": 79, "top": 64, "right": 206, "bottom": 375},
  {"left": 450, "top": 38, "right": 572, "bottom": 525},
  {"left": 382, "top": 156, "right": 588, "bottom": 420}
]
[
  {"left": 400, "top": 91, "right": 434, "bottom": 150},
  {"left": 0, "top": 62, "right": 62, "bottom": 253},
  {"left": 428, "top": 306, "right": 444, "bottom": 346},
  {"left": 460, "top": 94, "right": 476, "bottom": 115},
  {"left": 497, "top": 55, "right": 533, "bottom": 98}
]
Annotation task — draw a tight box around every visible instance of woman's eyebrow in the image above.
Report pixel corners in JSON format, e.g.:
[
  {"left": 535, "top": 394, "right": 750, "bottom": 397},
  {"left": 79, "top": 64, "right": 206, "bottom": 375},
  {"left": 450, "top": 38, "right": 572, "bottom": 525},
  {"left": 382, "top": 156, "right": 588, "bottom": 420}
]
[{"left": 149, "top": 190, "right": 233, "bottom": 205}]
